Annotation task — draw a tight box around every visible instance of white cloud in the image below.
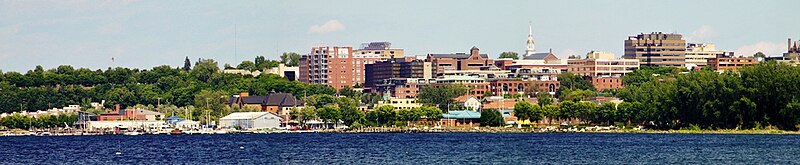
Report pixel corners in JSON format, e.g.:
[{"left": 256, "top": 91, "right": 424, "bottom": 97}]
[
  {"left": 735, "top": 42, "right": 785, "bottom": 57},
  {"left": 687, "top": 25, "right": 716, "bottom": 42},
  {"left": 97, "top": 22, "right": 123, "bottom": 34},
  {"left": 308, "top": 20, "right": 345, "bottom": 34}
]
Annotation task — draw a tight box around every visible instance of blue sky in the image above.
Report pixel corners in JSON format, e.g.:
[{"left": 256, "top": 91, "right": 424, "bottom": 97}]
[{"left": 1, "top": 0, "right": 798, "bottom": 72}]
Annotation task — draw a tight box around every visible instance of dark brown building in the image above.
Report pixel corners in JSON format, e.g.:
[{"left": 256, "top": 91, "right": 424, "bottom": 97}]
[{"left": 427, "top": 46, "right": 494, "bottom": 72}]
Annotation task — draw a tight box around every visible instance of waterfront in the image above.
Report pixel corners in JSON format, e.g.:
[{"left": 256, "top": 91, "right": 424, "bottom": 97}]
[{"left": 1, "top": 133, "right": 799, "bottom": 164}]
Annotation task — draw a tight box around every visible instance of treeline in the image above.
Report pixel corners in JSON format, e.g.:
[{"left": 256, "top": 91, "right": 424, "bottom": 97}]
[
  {"left": 0, "top": 57, "right": 335, "bottom": 114},
  {"left": 617, "top": 62, "right": 800, "bottom": 130},
  {"left": 0, "top": 113, "right": 79, "bottom": 129},
  {"left": 289, "top": 94, "right": 444, "bottom": 129}
]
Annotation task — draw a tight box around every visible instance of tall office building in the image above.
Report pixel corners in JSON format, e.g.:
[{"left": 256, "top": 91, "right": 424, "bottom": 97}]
[
  {"left": 624, "top": 32, "right": 687, "bottom": 67},
  {"left": 299, "top": 42, "right": 402, "bottom": 90}
]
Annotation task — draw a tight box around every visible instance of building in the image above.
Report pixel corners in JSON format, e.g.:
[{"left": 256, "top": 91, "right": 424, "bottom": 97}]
[
  {"left": 98, "top": 107, "right": 164, "bottom": 121},
  {"left": 685, "top": 43, "right": 728, "bottom": 67},
  {"left": 427, "top": 46, "right": 494, "bottom": 72},
  {"left": 263, "top": 64, "right": 299, "bottom": 81},
  {"left": 371, "top": 78, "right": 435, "bottom": 99},
  {"left": 458, "top": 96, "right": 482, "bottom": 111},
  {"left": 624, "top": 32, "right": 687, "bottom": 67},
  {"left": 223, "top": 69, "right": 262, "bottom": 77},
  {"left": 219, "top": 112, "right": 282, "bottom": 130},
  {"left": 590, "top": 77, "right": 624, "bottom": 91},
  {"left": 226, "top": 92, "right": 303, "bottom": 115},
  {"left": 524, "top": 24, "right": 537, "bottom": 56},
  {"left": 432, "top": 76, "right": 491, "bottom": 99},
  {"left": 784, "top": 38, "right": 800, "bottom": 60},
  {"left": 364, "top": 58, "right": 434, "bottom": 89},
  {"left": 375, "top": 98, "right": 422, "bottom": 110},
  {"left": 568, "top": 51, "right": 639, "bottom": 78},
  {"left": 708, "top": 57, "right": 757, "bottom": 71},
  {"left": 353, "top": 42, "right": 405, "bottom": 59},
  {"left": 441, "top": 110, "right": 481, "bottom": 127},
  {"left": 299, "top": 46, "right": 388, "bottom": 90}
]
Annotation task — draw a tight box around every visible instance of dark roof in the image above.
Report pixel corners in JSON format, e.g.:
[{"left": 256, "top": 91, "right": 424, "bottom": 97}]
[
  {"left": 226, "top": 93, "right": 303, "bottom": 107},
  {"left": 242, "top": 96, "right": 268, "bottom": 104},
  {"left": 264, "top": 93, "right": 302, "bottom": 107},
  {"left": 429, "top": 53, "right": 489, "bottom": 59},
  {"left": 523, "top": 53, "right": 556, "bottom": 60}
]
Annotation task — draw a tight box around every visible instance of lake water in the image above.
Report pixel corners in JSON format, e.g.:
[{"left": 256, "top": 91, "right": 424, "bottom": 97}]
[{"left": 1, "top": 133, "right": 798, "bottom": 164}]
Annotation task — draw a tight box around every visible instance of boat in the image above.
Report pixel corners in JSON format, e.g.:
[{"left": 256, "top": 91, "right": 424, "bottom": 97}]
[
  {"left": 123, "top": 132, "right": 141, "bottom": 136},
  {"left": 169, "top": 129, "right": 183, "bottom": 135}
]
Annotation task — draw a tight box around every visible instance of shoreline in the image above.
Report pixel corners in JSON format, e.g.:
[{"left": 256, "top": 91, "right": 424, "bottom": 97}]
[{"left": 3, "top": 127, "right": 799, "bottom": 136}]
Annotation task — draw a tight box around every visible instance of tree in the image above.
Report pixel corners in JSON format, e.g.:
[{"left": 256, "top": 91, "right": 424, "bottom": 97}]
[
  {"left": 337, "top": 97, "right": 364, "bottom": 126},
  {"left": 290, "top": 106, "right": 317, "bottom": 129},
  {"left": 316, "top": 104, "right": 341, "bottom": 129},
  {"left": 254, "top": 56, "right": 268, "bottom": 69},
  {"left": 418, "top": 84, "right": 469, "bottom": 111},
  {"left": 753, "top": 52, "right": 766, "bottom": 58},
  {"left": 237, "top": 61, "right": 257, "bottom": 71},
  {"left": 513, "top": 101, "right": 533, "bottom": 121},
  {"left": 542, "top": 104, "right": 560, "bottom": 125},
  {"left": 480, "top": 109, "right": 504, "bottom": 127},
  {"left": 498, "top": 52, "right": 519, "bottom": 60},
  {"left": 338, "top": 86, "right": 359, "bottom": 98},
  {"left": 193, "top": 89, "right": 229, "bottom": 124},
  {"left": 191, "top": 59, "right": 220, "bottom": 83},
  {"left": 536, "top": 92, "right": 553, "bottom": 106},
  {"left": 183, "top": 56, "right": 192, "bottom": 72},
  {"left": 397, "top": 108, "right": 421, "bottom": 121},
  {"left": 280, "top": 52, "right": 301, "bottom": 67},
  {"left": 418, "top": 106, "right": 443, "bottom": 121},
  {"left": 366, "top": 105, "right": 396, "bottom": 126},
  {"left": 556, "top": 72, "right": 595, "bottom": 98}
]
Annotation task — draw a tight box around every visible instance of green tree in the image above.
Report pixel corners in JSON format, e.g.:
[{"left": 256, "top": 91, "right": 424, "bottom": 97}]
[
  {"left": 316, "top": 104, "right": 341, "bottom": 129},
  {"left": 480, "top": 109, "right": 504, "bottom": 127},
  {"left": 337, "top": 97, "right": 364, "bottom": 126},
  {"left": 280, "top": 52, "right": 301, "bottom": 67},
  {"left": 498, "top": 52, "right": 519, "bottom": 60},
  {"left": 237, "top": 61, "right": 257, "bottom": 71},
  {"left": 753, "top": 52, "right": 766, "bottom": 58},
  {"left": 366, "top": 105, "right": 396, "bottom": 126},
  {"left": 418, "top": 106, "right": 443, "bottom": 121},
  {"left": 556, "top": 72, "right": 595, "bottom": 97},
  {"left": 290, "top": 106, "right": 317, "bottom": 128},
  {"left": 418, "top": 84, "right": 469, "bottom": 111},
  {"left": 183, "top": 56, "right": 192, "bottom": 72},
  {"left": 536, "top": 92, "right": 553, "bottom": 106},
  {"left": 513, "top": 101, "right": 533, "bottom": 121}
]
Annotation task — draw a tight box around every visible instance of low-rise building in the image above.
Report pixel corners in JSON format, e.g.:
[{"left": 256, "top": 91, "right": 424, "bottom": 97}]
[
  {"left": 568, "top": 51, "right": 639, "bottom": 78},
  {"left": 375, "top": 98, "right": 422, "bottom": 110},
  {"left": 219, "top": 112, "right": 282, "bottom": 130},
  {"left": 263, "top": 64, "right": 299, "bottom": 81},
  {"left": 708, "top": 57, "right": 757, "bottom": 71},
  {"left": 98, "top": 107, "right": 163, "bottom": 121},
  {"left": 591, "top": 77, "right": 624, "bottom": 91},
  {"left": 427, "top": 46, "right": 494, "bottom": 72},
  {"left": 226, "top": 92, "right": 303, "bottom": 115}
]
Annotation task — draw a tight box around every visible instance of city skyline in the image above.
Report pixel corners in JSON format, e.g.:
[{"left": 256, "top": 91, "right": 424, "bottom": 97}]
[{"left": 2, "top": 0, "right": 799, "bottom": 72}]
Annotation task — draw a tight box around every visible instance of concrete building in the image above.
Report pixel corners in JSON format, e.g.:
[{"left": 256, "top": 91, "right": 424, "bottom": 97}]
[
  {"left": 263, "top": 64, "right": 299, "bottom": 81},
  {"left": 375, "top": 98, "right": 422, "bottom": 110},
  {"left": 364, "top": 58, "right": 434, "bottom": 89},
  {"left": 685, "top": 43, "right": 728, "bottom": 68},
  {"left": 624, "top": 32, "right": 687, "bottom": 67},
  {"left": 708, "top": 57, "right": 757, "bottom": 71},
  {"left": 432, "top": 76, "right": 490, "bottom": 99},
  {"left": 98, "top": 108, "right": 163, "bottom": 121},
  {"left": 371, "top": 78, "right": 435, "bottom": 99},
  {"left": 353, "top": 42, "right": 404, "bottom": 59},
  {"left": 223, "top": 69, "right": 262, "bottom": 77},
  {"left": 495, "top": 52, "right": 569, "bottom": 73},
  {"left": 299, "top": 45, "right": 388, "bottom": 90},
  {"left": 568, "top": 51, "right": 639, "bottom": 78},
  {"left": 219, "top": 112, "right": 281, "bottom": 130},
  {"left": 427, "top": 46, "right": 494, "bottom": 72}
]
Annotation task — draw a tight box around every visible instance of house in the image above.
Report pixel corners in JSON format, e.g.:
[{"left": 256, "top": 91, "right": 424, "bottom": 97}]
[
  {"left": 219, "top": 112, "right": 282, "bottom": 130},
  {"left": 226, "top": 92, "right": 304, "bottom": 115},
  {"left": 457, "top": 96, "right": 482, "bottom": 111}
]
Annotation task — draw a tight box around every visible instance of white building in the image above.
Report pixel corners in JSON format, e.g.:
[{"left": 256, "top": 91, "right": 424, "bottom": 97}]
[
  {"left": 263, "top": 64, "right": 299, "bottom": 81},
  {"left": 219, "top": 112, "right": 281, "bottom": 130},
  {"left": 375, "top": 98, "right": 422, "bottom": 110},
  {"left": 463, "top": 97, "right": 482, "bottom": 111},
  {"left": 685, "top": 43, "right": 728, "bottom": 68}
]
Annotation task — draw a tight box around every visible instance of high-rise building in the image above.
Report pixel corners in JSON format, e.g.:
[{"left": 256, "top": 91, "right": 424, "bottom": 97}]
[
  {"left": 353, "top": 42, "right": 405, "bottom": 59},
  {"left": 300, "top": 46, "right": 382, "bottom": 90},
  {"left": 363, "top": 58, "right": 434, "bottom": 89},
  {"left": 624, "top": 32, "right": 687, "bottom": 67},
  {"left": 685, "top": 43, "right": 728, "bottom": 67}
]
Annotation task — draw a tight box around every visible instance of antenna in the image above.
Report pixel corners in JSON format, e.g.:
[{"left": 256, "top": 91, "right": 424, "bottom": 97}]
[{"left": 235, "top": 23, "right": 237, "bottom": 65}]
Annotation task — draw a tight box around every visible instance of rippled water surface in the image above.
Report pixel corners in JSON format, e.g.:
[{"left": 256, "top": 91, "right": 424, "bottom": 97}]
[{"left": 1, "top": 133, "right": 799, "bottom": 164}]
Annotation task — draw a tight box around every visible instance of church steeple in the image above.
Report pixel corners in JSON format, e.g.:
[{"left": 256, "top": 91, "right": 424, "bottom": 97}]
[{"left": 525, "top": 22, "right": 536, "bottom": 57}]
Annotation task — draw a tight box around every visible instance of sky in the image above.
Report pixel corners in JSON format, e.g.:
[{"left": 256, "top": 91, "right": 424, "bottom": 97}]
[{"left": 1, "top": 0, "right": 799, "bottom": 72}]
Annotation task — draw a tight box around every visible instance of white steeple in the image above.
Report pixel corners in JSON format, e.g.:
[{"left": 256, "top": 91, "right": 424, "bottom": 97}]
[{"left": 525, "top": 22, "right": 536, "bottom": 57}]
